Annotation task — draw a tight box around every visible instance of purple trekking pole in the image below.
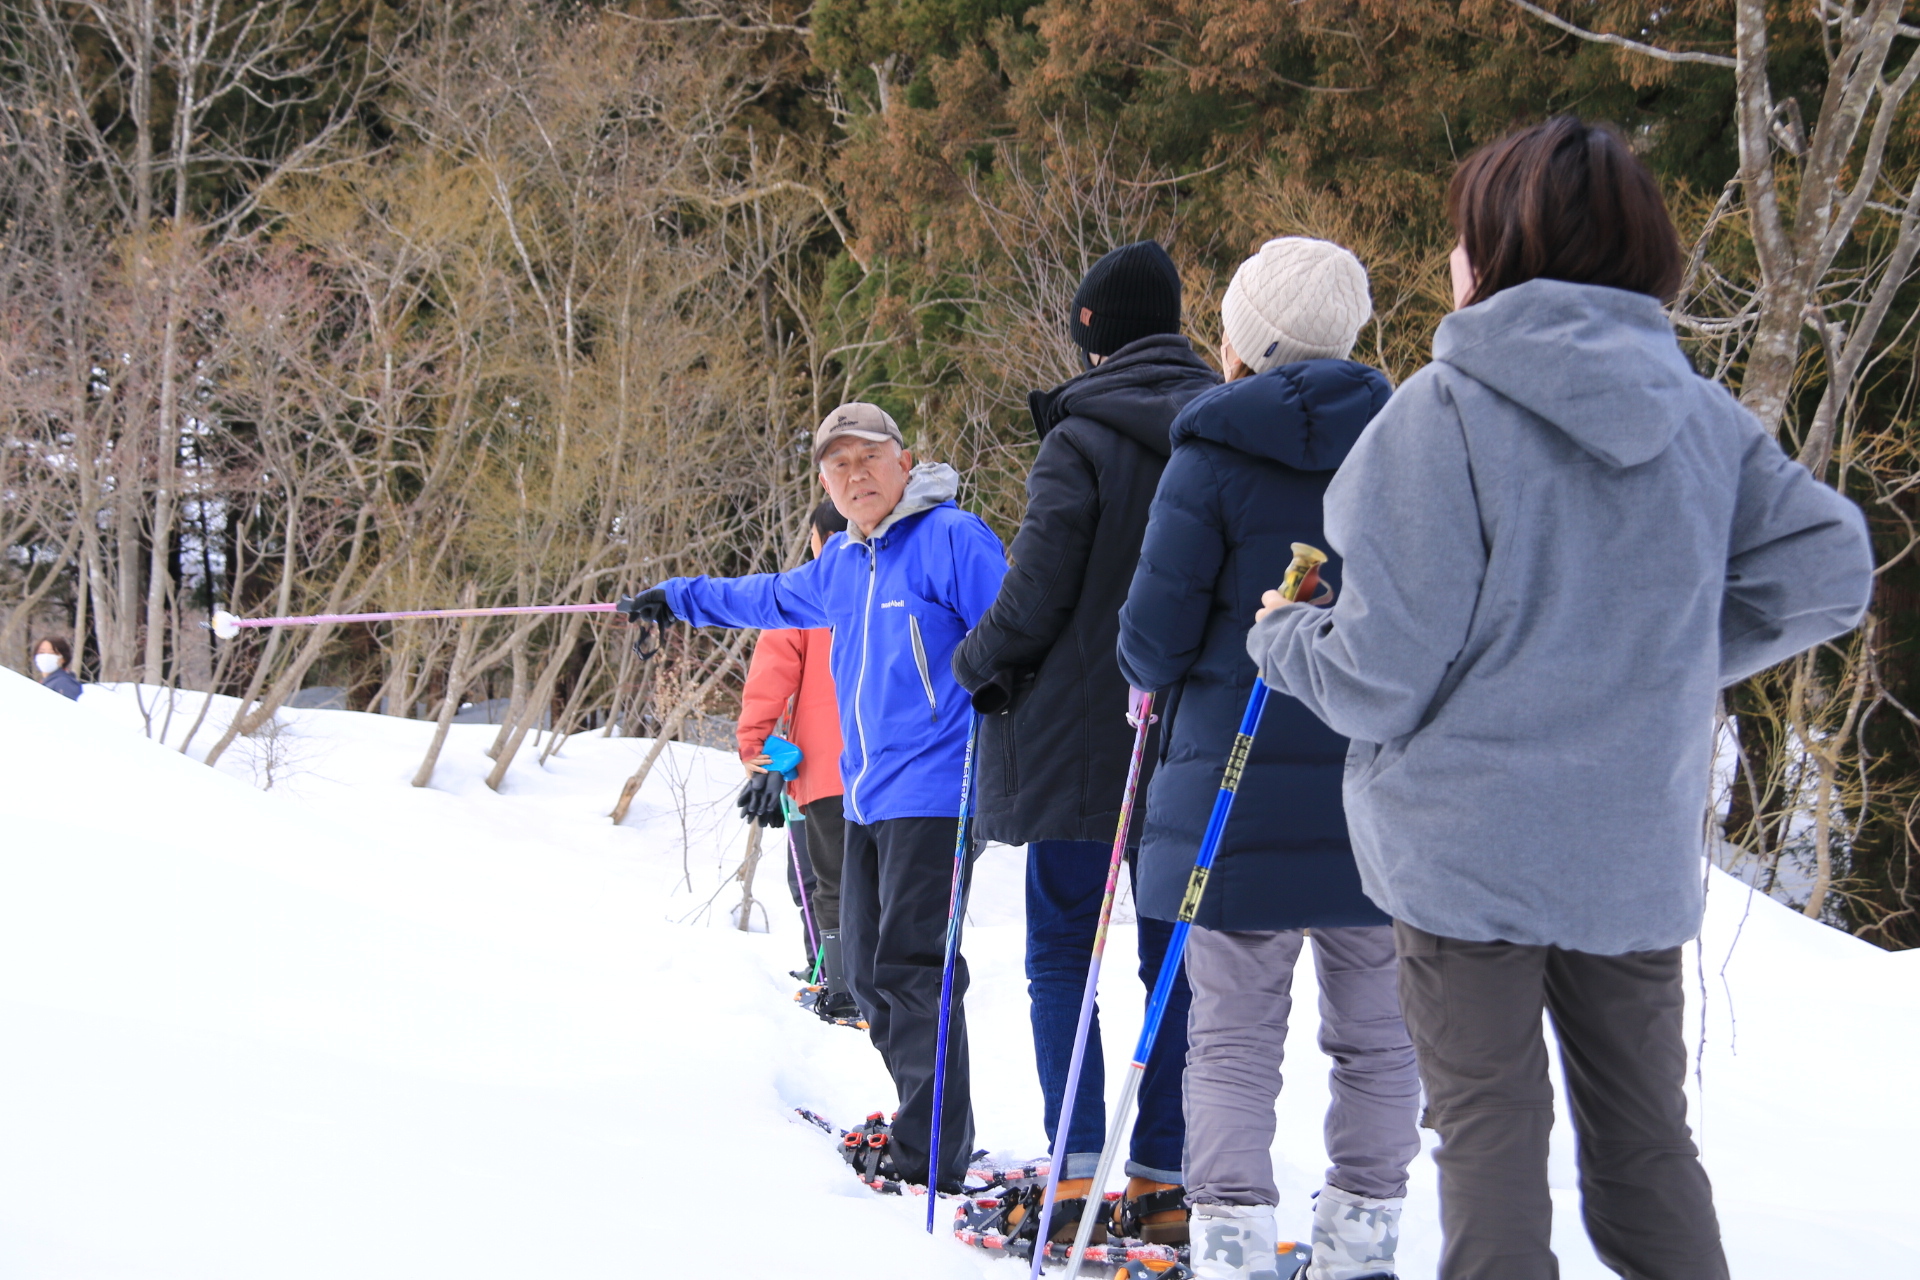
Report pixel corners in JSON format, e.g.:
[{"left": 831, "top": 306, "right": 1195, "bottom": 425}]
[
  {"left": 1025, "top": 691, "right": 1156, "bottom": 1275},
  {"left": 926, "top": 713, "right": 982, "bottom": 1231},
  {"left": 789, "top": 828, "right": 821, "bottom": 972}
]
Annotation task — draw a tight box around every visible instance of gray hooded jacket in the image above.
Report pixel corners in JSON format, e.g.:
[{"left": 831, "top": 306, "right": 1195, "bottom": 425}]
[{"left": 1247, "top": 279, "right": 1873, "bottom": 953}]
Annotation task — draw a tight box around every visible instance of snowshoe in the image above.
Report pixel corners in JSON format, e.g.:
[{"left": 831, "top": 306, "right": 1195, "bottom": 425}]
[
  {"left": 838, "top": 1111, "right": 903, "bottom": 1190},
  {"left": 793, "top": 983, "right": 868, "bottom": 1028},
  {"left": 1024, "top": 1179, "right": 1108, "bottom": 1246},
  {"left": 1111, "top": 1179, "right": 1190, "bottom": 1245},
  {"left": 795, "top": 1108, "right": 1039, "bottom": 1198},
  {"left": 793, "top": 928, "right": 867, "bottom": 1027},
  {"left": 951, "top": 1180, "right": 1312, "bottom": 1277}
]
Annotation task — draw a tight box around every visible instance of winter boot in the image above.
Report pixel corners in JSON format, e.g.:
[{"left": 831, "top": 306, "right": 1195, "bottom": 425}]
[
  {"left": 1306, "top": 1184, "right": 1401, "bottom": 1280},
  {"left": 1005, "top": 1177, "right": 1107, "bottom": 1245},
  {"left": 816, "top": 929, "right": 862, "bottom": 1021},
  {"left": 1111, "top": 1177, "right": 1189, "bottom": 1245},
  {"left": 1191, "top": 1203, "right": 1283, "bottom": 1280}
]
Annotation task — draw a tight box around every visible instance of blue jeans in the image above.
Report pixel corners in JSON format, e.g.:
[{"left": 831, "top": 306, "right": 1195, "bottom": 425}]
[{"left": 1027, "top": 839, "right": 1189, "bottom": 1182}]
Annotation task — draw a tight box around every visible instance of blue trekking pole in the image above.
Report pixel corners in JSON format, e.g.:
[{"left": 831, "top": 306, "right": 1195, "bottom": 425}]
[
  {"left": 1026, "top": 691, "right": 1156, "bottom": 1275},
  {"left": 927, "top": 713, "right": 983, "bottom": 1231},
  {"left": 1063, "top": 544, "right": 1327, "bottom": 1280}
]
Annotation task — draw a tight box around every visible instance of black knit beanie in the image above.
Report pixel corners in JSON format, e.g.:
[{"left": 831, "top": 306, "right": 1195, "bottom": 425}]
[{"left": 1069, "top": 240, "right": 1183, "bottom": 357}]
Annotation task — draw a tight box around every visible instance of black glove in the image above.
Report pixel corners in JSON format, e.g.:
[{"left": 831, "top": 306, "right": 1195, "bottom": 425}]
[
  {"left": 969, "top": 669, "right": 1018, "bottom": 715},
  {"left": 614, "top": 587, "right": 676, "bottom": 658},
  {"left": 614, "top": 587, "right": 676, "bottom": 626},
  {"left": 736, "top": 768, "right": 787, "bottom": 828}
]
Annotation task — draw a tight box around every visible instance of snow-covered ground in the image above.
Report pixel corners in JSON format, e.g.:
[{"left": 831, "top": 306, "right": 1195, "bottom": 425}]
[{"left": 2, "top": 669, "right": 1915, "bottom": 1278}]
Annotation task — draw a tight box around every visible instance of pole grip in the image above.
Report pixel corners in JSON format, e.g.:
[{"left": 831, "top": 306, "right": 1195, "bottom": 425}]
[{"left": 1278, "top": 542, "right": 1328, "bottom": 605}]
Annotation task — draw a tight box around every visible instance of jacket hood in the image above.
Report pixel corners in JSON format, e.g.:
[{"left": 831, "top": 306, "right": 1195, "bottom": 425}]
[
  {"left": 1030, "top": 333, "right": 1221, "bottom": 458},
  {"left": 1170, "top": 358, "right": 1391, "bottom": 472},
  {"left": 1434, "top": 279, "right": 1695, "bottom": 468},
  {"left": 853, "top": 461, "right": 958, "bottom": 542}
]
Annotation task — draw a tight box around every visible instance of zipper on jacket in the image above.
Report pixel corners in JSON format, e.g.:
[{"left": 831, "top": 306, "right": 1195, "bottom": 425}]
[
  {"left": 848, "top": 542, "right": 878, "bottom": 822},
  {"left": 908, "top": 615, "right": 938, "bottom": 721}
]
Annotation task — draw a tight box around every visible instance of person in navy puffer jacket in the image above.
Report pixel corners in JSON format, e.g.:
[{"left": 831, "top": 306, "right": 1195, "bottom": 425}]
[
  {"left": 33, "top": 636, "right": 83, "bottom": 700},
  {"left": 1118, "top": 239, "right": 1419, "bottom": 1280},
  {"left": 621, "top": 402, "right": 1007, "bottom": 1192}
]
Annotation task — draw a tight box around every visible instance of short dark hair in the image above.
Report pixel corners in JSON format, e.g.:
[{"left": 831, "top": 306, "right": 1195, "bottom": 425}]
[
  {"left": 36, "top": 635, "right": 73, "bottom": 668},
  {"left": 1448, "top": 116, "right": 1683, "bottom": 307},
  {"left": 810, "top": 498, "right": 849, "bottom": 540}
]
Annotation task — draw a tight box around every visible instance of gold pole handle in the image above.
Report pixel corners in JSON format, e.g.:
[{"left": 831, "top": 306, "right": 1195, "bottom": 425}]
[{"left": 1278, "top": 542, "right": 1330, "bottom": 604}]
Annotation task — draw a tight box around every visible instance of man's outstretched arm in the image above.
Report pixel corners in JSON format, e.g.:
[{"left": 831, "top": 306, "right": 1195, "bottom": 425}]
[{"left": 632, "top": 556, "right": 834, "bottom": 632}]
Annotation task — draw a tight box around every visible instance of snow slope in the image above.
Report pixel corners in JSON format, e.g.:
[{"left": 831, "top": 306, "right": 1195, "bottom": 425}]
[{"left": 1, "top": 669, "right": 1915, "bottom": 1278}]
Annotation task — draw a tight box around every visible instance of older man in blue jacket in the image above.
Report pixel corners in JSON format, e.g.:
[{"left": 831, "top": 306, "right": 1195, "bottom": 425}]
[{"left": 622, "top": 403, "right": 1007, "bottom": 1191}]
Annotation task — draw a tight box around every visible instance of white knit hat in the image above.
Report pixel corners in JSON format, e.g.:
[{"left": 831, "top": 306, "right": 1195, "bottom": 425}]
[{"left": 1221, "top": 237, "right": 1373, "bottom": 375}]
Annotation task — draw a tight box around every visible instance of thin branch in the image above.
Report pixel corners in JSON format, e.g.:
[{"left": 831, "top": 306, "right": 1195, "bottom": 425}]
[{"left": 1505, "top": 0, "right": 1738, "bottom": 67}]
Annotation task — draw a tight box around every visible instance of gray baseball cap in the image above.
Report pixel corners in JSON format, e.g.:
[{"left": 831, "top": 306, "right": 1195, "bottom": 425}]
[{"left": 812, "top": 402, "right": 904, "bottom": 464}]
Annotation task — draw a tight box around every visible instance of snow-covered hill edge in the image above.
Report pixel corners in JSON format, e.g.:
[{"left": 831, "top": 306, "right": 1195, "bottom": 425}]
[{"left": 1, "top": 670, "right": 1914, "bottom": 1277}]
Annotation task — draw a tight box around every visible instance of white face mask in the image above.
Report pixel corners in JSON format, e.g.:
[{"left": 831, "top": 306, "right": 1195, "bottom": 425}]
[{"left": 34, "top": 652, "right": 62, "bottom": 674}]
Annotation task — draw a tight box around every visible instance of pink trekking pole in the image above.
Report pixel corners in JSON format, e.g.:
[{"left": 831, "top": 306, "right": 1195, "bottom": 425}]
[
  {"left": 211, "top": 596, "right": 668, "bottom": 659},
  {"left": 1024, "top": 690, "right": 1156, "bottom": 1274},
  {"left": 208, "top": 602, "right": 619, "bottom": 638}
]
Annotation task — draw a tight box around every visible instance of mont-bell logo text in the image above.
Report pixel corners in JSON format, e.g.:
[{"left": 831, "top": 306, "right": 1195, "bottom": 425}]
[{"left": 880, "top": 599, "right": 905, "bottom": 608}]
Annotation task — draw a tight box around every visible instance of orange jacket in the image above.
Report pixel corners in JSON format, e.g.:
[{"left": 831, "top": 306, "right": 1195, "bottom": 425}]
[{"left": 736, "top": 626, "right": 844, "bottom": 808}]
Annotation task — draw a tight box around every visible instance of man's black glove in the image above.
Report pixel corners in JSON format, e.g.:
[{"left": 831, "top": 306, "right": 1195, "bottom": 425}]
[
  {"left": 614, "top": 587, "right": 676, "bottom": 626},
  {"left": 613, "top": 587, "right": 675, "bottom": 658},
  {"left": 736, "top": 768, "right": 787, "bottom": 828}
]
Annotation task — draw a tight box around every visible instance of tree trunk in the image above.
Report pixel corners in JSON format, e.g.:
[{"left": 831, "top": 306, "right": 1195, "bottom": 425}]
[
  {"left": 413, "top": 601, "right": 484, "bottom": 789},
  {"left": 143, "top": 296, "right": 181, "bottom": 684},
  {"left": 484, "top": 611, "right": 588, "bottom": 791},
  {"left": 488, "top": 641, "right": 530, "bottom": 760},
  {"left": 736, "top": 821, "right": 764, "bottom": 931}
]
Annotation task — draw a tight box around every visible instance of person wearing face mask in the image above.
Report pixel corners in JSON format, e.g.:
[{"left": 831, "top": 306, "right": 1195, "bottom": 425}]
[
  {"left": 33, "top": 636, "right": 82, "bottom": 701},
  {"left": 1247, "top": 118, "right": 1873, "bottom": 1280},
  {"left": 618, "top": 404, "right": 1008, "bottom": 1194}
]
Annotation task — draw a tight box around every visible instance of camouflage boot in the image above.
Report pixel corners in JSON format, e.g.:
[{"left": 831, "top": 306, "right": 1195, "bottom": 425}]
[
  {"left": 1306, "top": 1184, "right": 1401, "bottom": 1280},
  {"left": 1191, "top": 1204, "right": 1282, "bottom": 1280}
]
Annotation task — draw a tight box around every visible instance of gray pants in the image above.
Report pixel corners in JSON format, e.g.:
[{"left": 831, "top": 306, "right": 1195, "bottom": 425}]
[
  {"left": 1183, "top": 924, "right": 1420, "bottom": 1206},
  {"left": 1394, "top": 921, "right": 1728, "bottom": 1280}
]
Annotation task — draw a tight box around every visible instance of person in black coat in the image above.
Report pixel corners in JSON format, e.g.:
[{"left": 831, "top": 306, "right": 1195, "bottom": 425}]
[
  {"left": 33, "top": 635, "right": 82, "bottom": 701},
  {"left": 1117, "top": 238, "right": 1420, "bottom": 1278},
  {"left": 954, "top": 240, "right": 1218, "bottom": 1245}
]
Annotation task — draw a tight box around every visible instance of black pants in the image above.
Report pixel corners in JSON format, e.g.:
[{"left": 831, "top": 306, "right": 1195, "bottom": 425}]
[
  {"left": 1394, "top": 921, "right": 1727, "bottom": 1280},
  {"left": 841, "top": 816, "right": 976, "bottom": 1190},
  {"left": 784, "top": 794, "right": 845, "bottom": 937}
]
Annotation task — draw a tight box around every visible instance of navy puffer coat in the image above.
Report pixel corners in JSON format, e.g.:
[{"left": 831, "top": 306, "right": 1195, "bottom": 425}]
[{"left": 1117, "top": 359, "right": 1392, "bottom": 931}]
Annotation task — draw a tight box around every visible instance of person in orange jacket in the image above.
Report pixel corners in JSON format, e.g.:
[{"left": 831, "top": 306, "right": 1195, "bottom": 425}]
[{"left": 736, "top": 499, "right": 850, "bottom": 973}]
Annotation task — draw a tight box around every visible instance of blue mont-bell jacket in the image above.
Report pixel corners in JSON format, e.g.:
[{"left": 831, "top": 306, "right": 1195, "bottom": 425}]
[{"left": 662, "top": 464, "right": 1008, "bottom": 825}]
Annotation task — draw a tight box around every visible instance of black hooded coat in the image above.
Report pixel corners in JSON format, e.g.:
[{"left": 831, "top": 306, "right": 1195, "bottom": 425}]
[
  {"left": 953, "top": 333, "right": 1219, "bottom": 845},
  {"left": 1117, "top": 358, "right": 1393, "bottom": 930}
]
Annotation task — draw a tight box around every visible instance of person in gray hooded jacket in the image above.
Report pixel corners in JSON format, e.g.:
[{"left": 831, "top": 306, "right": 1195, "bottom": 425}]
[{"left": 1248, "top": 118, "right": 1873, "bottom": 1280}]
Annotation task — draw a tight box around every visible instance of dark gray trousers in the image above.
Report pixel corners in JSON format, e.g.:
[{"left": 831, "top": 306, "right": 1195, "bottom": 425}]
[
  {"left": 1183, "top": 924, "right": 1420, "bottom": 1206},
  {"left": 1393, "top": 921, "right": 1728, "bottom": 1280}
]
